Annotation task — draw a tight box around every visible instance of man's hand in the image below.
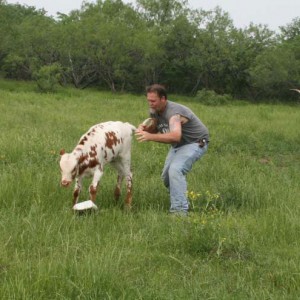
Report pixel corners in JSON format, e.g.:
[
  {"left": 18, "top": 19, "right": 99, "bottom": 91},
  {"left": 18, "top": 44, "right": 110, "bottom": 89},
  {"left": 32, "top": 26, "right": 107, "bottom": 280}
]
[
  {"left": 135, "top": 129, "right": 152, "bottom": 142},
  {"left": 138, "top": 118, "right": 158, "bottom": 133},
  {"left": 135, "top": 114, "right": 182, "bottom": 144},
  {"left": 137, "top": 124, "right": 146, "bottom": 131}
]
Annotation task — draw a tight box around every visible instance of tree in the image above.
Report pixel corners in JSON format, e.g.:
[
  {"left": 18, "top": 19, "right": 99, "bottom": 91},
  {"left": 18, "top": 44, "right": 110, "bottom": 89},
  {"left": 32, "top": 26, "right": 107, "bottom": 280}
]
[
  {"left": 249, "top": 46, "right": 299, "bottom": 100},
  {"left": 136, "top": 0, "right": 188, "bottom": 26},
  {"left": 0, "top": 2, "right": 57, "bottom": 79},
  {"left": 182, "top": 7, "right": 237, "bottom": 94},
  {"left": 67, "top": 0, "right": 162, "bottom": 92},
  {"left": 56, "top": 11, "right": 99, "bottom": 88},
  {"left": 225, "top": 24, "right": 276, "bottom": 98},
  {"left": 279, "top": 17, "right": 300, "bottom": 41},
  {"left": 247, "top": 18, "right": 300, "bottom": 100},
  {"left": 161, "top": 14, "right": 199, "bottom": 93}
]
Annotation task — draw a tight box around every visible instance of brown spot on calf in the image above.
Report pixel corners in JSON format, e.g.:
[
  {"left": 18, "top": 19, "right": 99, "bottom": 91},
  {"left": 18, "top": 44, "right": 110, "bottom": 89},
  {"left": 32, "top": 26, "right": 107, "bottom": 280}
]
[
  {"left": 89, "top": 145, "right": 97, "bottom": 158},
  {"left": 79, "top": 136, "right": 88, "bottom": 145},
  {"left": 88, "top": 158, "right": 99, "bottom": 168},
  {"left": 105, "top": 131, "right": 121, "bottom": 149}
]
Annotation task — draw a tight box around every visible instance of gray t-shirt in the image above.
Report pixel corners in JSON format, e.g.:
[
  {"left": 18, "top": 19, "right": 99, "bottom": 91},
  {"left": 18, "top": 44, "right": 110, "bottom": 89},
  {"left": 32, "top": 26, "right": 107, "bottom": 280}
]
[{"left": 150, "top": 100, "right": 209, "bottom": 148}]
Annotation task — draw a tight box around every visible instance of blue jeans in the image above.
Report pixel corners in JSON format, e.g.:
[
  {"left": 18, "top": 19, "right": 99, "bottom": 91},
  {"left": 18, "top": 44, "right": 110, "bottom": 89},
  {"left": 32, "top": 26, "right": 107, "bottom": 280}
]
[{"left": 161, "top": 142, "right": 208, "bottom": 214}]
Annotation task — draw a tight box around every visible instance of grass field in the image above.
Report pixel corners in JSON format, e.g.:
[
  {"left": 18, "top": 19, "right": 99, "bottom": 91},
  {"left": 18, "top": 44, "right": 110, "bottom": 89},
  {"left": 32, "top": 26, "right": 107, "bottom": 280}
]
[{"left": 0, "top": 80, "right": 299, "bottom": 299}]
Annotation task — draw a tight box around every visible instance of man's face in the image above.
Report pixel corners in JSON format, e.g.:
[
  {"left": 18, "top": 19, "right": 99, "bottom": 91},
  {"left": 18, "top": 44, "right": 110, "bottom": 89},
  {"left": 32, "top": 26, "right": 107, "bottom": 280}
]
[{"left": 147, "top": 92, "right": 166, "bottom": 113}]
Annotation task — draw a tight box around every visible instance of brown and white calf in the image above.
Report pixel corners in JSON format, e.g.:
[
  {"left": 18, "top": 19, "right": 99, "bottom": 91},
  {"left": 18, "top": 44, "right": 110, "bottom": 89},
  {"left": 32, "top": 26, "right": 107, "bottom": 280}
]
[{"left": 59, "top": 121, "right": 136, "bottom": 208}]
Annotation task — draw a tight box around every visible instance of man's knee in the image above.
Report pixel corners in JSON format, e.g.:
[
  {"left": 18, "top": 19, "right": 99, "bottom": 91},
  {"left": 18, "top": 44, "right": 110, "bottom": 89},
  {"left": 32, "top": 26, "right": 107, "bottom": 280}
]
[{"left": 168, "top": 164, "right": 183, "bottom": 178}]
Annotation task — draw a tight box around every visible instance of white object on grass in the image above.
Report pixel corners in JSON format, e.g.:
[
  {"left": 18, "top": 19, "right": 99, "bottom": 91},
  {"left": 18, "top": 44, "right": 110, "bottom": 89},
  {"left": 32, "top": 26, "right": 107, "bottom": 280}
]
[{"left": 73, "top": 200, "right": 98, "bottom": 211}]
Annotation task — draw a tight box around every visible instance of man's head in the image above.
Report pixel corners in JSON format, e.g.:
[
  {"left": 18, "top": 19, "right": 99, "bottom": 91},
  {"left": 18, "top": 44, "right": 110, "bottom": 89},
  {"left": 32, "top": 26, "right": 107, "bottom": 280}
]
[
  {"left": 146, "top": 84, "right": 167, "bottom": 113},
  {"left": 146, "top": 84, "right": 167, "bottom": 99}
]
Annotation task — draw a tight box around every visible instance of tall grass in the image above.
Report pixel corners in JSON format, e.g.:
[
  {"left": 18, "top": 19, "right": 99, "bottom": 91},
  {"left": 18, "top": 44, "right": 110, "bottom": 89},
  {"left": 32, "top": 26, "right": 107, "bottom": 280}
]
[{"left": 0, "top": 80, "right": 299, "bottom": 299}]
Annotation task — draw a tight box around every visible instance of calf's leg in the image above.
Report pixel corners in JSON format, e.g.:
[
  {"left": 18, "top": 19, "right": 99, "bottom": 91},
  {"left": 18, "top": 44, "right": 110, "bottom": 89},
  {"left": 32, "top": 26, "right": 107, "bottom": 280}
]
[
  {"left": 111, "top": 161, "right": 132, "bottom": 208},
  {"left": 114, "top": 174, "right": 124, "bottom": 201},
  {"left": 125, "top": 171, "right": 133, "bottom": 208},
  {"left": 73, "top": 177, "right": 82, "bottom": 205},
  {"left": 89, "top": 169, "right": 103, "bottom": 203}
]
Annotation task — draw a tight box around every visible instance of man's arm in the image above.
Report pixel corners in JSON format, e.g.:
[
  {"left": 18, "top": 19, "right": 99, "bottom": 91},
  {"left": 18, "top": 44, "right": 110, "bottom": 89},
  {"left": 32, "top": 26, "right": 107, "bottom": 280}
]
[{"left": 136, "top": 114, "right": 182, "bottom": 143}]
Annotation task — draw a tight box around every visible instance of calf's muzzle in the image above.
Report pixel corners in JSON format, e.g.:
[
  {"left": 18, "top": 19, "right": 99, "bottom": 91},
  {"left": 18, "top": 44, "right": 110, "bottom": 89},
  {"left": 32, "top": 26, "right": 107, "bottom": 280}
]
[{"left": 61, "top": 179, "right": 71, "bottom": 187}]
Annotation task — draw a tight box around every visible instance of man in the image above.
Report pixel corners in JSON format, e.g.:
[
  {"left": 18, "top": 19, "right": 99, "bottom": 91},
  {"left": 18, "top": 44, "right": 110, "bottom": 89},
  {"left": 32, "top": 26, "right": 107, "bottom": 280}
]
[{"left": 136, "top": 84, "right": 209, "bottom": 216}]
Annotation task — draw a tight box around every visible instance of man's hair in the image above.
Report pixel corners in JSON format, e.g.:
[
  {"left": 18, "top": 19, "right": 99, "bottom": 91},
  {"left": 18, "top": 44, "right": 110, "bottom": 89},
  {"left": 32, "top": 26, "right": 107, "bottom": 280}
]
[{"left": 146, "top": 84, "right": 167, "bottom": 99}]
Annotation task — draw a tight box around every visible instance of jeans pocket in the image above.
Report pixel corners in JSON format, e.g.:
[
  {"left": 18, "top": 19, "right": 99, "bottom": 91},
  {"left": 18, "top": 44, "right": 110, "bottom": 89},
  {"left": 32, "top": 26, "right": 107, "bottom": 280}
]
[{"left": 196, "top": 143, "right": 208, "bottom": 159}]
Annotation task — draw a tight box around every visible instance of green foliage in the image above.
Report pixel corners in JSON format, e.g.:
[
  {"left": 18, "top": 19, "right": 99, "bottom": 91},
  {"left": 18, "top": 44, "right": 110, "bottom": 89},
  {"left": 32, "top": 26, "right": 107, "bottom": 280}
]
[
  {"left": 2, "top": 54, "right": 31, "bottom": 79},
  {"left": 195, "top": 89, "right": 233, "bottom": 105},
  {"left": 279, "top": 17, "right": 300, "bottom": 41},
  {"left": 0, "top": 80, "right": 300, "bottom": 298},
  {"left": 0, "top": 1, "right": 300, "bottom": 101},
  {"left": 249, "top": 45, "right": 300, "bottom": 99},
  {"left": 33, "top": 63, "right": 62, "bottom": 93},
  {"left": 0, "top": 2, "right": 53, "bottom": 78}
]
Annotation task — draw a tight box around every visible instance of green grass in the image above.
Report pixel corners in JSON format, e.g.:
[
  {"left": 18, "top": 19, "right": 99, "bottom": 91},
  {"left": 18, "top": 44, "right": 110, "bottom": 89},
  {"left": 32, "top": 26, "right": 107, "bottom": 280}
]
[{"left": 0, "top": 79, "right": 300, "bottom": 299}]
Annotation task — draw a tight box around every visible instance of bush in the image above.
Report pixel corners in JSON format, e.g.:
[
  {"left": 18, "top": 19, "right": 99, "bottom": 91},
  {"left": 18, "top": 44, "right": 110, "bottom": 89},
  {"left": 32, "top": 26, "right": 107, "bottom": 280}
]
[
  {"left": 2, "top": 54, "right": 32, "bottom": 80},
  {"left": 34, "top": 63, "right": 62, "bottom": 93},
  {"left": 195, "top": 89, "right": 233, "bottom": 105}
]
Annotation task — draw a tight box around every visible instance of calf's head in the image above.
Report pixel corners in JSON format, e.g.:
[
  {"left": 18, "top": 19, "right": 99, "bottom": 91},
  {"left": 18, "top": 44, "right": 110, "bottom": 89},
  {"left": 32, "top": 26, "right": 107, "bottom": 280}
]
[{"left": 59, "top": 149, "right": 78, "bottom": 187}]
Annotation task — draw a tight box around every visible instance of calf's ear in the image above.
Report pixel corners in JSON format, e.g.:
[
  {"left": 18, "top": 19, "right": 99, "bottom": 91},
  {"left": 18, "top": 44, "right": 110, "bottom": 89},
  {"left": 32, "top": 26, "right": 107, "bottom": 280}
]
[{"left": 60, "top": 149, "right": 65, "bottom": 156}]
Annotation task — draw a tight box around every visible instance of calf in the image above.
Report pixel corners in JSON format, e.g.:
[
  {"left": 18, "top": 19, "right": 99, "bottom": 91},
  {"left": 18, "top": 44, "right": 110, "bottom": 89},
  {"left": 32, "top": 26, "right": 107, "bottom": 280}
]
[{"left": 59, "top": 121, "right": 136, "bottom": 208}]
